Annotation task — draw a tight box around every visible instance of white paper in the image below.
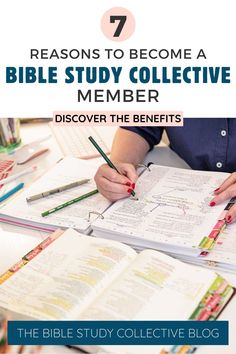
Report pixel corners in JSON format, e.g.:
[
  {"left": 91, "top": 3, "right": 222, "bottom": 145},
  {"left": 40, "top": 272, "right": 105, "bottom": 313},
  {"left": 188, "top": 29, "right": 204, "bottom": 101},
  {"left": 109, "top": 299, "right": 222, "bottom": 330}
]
[
  {"left": 0, "top": 230, "right": 136, "bottom": 320},
  {"left": 0, "top": 229, "right": 47, "bottom": 274},
  {"left": 93, "top": 165, "right": 229, "bottom": 252},
  {"left": 203, "top": 223, "right": 236, "bottom": 266},
  {"left": 0, "top": 157, "right": 111, "bottom": 232},
  {"left": 80, "top": 249, "right": 215, "bottom": 321}
]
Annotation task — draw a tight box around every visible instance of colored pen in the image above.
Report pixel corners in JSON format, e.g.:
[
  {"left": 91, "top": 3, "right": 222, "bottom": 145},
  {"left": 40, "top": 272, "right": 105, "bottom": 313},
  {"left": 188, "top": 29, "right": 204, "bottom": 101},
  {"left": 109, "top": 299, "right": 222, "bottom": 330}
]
[
  {"left": 0, "top": 165, "right": 37, "bottom": 185},
  {"left": 0, "top": 182, "right": 24, "bottom": 202},
  {"left": 26, "top": 178, "right": 90, "bottom": 202},
  {"left": 41, "top": 188, "right": 98, "bottom": 217},
  {"left": 88, "top": 136, "right": 136, "bottom": 197}
]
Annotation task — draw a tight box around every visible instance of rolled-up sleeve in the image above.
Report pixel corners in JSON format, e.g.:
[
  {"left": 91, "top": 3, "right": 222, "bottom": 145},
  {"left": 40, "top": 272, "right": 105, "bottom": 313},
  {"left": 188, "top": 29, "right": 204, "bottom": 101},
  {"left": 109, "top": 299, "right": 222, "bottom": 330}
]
[{"left": 120, "top": 127, "right": 164, "bottom": 150}]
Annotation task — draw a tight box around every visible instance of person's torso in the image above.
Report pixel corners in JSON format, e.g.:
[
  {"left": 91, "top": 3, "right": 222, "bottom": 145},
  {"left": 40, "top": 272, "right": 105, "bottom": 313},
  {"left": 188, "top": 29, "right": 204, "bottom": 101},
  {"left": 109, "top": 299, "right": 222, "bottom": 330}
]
[{"left": 165, "top": 118, "right": 236, "bottom": 172}]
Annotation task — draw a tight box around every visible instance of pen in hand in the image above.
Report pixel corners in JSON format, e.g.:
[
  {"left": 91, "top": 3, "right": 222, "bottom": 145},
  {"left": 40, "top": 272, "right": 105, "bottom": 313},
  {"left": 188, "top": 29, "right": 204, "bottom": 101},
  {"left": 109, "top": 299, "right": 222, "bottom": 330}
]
[{"left": 88, "top": 136, "right": 136, "bottom": 197}]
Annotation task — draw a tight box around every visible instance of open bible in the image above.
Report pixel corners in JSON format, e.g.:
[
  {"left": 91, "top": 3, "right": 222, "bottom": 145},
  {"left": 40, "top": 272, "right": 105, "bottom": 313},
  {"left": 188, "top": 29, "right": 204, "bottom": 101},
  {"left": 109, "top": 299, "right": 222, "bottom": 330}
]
[
  {"left": 0, "top": 229, "right": 234, "bottom": 354},
  {"left": 0, "top": 229, "right": 233, "bottom": 324}
]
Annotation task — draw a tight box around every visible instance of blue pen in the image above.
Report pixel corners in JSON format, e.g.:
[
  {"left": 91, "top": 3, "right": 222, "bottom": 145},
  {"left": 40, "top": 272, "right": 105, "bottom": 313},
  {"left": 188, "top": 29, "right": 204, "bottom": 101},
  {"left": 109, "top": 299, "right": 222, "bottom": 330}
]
[{"left": 0, "top": 182, "right": 24, "bottom": 203}]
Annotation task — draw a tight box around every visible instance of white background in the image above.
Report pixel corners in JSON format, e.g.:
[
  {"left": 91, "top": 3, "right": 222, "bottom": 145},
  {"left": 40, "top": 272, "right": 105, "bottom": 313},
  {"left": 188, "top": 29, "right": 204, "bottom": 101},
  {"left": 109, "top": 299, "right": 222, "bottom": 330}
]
[{"left": 0, "top": 0, "right": 235, "bottom": 116}]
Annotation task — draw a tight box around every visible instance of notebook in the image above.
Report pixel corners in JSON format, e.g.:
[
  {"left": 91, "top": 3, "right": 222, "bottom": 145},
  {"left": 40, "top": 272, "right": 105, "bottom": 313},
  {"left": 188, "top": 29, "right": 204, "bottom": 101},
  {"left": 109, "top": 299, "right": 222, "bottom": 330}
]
[
  {"left": 92, "top": 164, "right": 230, "bottom": 258},
  {"left": 0, "top": 228, "right": 234, "bottom": 354},
  {"left": 0, "top": 160, "right": 234, "bottom": 268},
  {"left": 172, "top": 221, "right": 236, "bottom": 273},
  {"left": 0, "top": 157, "right": 110, "bottom": 234}
]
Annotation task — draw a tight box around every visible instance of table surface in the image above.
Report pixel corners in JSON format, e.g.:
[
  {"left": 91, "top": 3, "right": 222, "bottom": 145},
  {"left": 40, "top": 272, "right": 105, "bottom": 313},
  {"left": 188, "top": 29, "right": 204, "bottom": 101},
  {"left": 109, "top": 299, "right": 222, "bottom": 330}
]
[{"left": 0, "top": 121, "right": 235, "bottom": 354}]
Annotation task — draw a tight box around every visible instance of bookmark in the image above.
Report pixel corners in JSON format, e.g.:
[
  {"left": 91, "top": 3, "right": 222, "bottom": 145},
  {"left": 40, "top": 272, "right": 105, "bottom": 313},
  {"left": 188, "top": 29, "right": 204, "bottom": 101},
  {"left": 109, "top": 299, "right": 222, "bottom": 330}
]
[
  {"left": 198, "top": 220, "right": 226, "bottom": 251},
  {"left": 198, "top": 197, "right": 236, "bottom": 252},
  {"left": 0, "top": 229, "right": 64, "bottom": 284}
]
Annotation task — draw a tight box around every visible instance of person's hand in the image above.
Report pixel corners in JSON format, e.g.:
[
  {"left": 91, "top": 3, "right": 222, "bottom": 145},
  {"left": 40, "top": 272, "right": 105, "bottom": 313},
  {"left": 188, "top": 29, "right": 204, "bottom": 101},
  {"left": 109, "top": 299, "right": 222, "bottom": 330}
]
[
  {"left": 210, "top": 173, "right": 236, "bottom": 223},
  {"left": 94, "top": 162, "right": 138, "bottom": 201}
]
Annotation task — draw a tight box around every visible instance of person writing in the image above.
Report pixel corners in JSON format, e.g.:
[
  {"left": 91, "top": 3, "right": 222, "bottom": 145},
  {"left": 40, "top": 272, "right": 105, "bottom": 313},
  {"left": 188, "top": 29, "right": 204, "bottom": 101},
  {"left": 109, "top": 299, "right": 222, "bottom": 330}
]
[{"left": 95, "top": 118, "right": 236, "bottom": 223}]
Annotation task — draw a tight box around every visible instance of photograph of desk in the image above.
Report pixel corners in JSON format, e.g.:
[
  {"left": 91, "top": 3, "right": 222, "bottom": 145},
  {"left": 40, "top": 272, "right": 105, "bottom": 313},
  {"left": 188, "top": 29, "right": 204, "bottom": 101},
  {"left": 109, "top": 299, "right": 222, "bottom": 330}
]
[{"left": 0, "top": 119, "right": 236, "bottom": 354}]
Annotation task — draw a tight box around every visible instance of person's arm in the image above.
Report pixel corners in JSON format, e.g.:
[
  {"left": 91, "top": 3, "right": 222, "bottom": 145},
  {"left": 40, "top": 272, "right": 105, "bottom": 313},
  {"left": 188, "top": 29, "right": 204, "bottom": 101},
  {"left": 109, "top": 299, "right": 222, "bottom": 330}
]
[
  {"left": 94, "top": 128, "right": 149, "bottom": 201},
  {"left": 111, "top": 128, "right": 149, "bottom": 165}
]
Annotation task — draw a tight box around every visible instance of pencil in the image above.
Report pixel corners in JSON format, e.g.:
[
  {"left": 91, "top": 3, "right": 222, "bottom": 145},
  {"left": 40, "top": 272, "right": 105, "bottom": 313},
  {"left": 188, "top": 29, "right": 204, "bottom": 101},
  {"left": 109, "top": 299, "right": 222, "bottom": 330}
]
[
  {"left": 88, "top": 136, "right": 136, "bottom": 197},
  {"left": 41, "top": 189, "right": 98, "bottom": 217}
]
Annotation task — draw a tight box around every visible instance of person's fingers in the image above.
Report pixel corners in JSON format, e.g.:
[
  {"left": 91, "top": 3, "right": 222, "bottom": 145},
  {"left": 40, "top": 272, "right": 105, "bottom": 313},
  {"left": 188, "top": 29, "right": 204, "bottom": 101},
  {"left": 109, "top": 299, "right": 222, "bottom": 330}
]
[
  {"left": 209, "top": 184, "right": 236, "bottom": 206},
  {"left": 108, "top": 169, "right": 131, "bottom": 184},
  {"left": 119, "top": 164, "right": 138, "bottom": 185},
  {"left": 214, "top": 172, "right": 236, "bottom": 194},
  {"left": 100, "top": 176, "right": 133, "bottom": 195},
  {"left": 95, "top": 164, "right": 132, "bottom": 185},
  {"left": 94, "top": 164, "right": 135, "bottom": 201},
  {"left": 98, "top": 184, "right": 132, "bottom": 202},
  {"left": 225, "top": 204, "right": 236, "bottom": 224}
]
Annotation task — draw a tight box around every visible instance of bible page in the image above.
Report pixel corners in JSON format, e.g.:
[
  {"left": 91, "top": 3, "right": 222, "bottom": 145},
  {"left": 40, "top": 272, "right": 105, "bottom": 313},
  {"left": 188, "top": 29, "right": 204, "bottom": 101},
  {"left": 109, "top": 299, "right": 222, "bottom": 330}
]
[
  {"left": 80, "top": 248, "right": 216, "bottom": 320},
  {"left": 0, "top": 229, "right": 136, "bottom": 319}
]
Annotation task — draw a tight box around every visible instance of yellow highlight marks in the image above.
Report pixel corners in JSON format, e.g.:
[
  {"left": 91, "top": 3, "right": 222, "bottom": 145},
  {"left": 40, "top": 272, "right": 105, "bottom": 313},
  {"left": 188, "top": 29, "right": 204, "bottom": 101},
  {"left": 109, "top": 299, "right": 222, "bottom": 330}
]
[{"left": 134, "top": 266, "right": 167, "bottom": 286}]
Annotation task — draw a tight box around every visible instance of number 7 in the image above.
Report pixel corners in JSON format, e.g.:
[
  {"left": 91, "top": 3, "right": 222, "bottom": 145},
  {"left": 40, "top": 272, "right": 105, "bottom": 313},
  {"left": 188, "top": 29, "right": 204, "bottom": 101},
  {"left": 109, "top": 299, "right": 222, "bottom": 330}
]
[{"left": 110, "top": 15, "right": 127, "bottom": 37}]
